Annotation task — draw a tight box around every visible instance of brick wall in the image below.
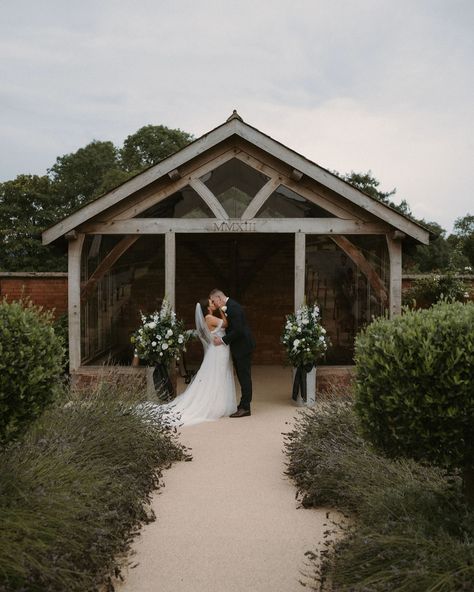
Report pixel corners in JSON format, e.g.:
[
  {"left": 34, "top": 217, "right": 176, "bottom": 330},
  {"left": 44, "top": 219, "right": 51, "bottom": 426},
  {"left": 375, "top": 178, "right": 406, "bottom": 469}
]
[
  {"left": 0, "top": 272, "right": 68, "bottom": 319},
  {"left": 2, "top": 269, "right": 472, "bottom": 365}
]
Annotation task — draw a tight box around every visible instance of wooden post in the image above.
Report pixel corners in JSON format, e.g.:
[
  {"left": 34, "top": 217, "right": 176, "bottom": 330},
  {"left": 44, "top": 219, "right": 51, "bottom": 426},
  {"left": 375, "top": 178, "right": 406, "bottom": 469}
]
[
  {"left": 386, "top": 234, "right": 403, "bottom": 317},
  {"left": 68, "top": 233, "right": 85, "bottom": 372},
  {"left": 165, "top": 231, "right": 176, "bottom": 308},
  {"left": 294, "top": 232, "right": 306, "bottom": 311}
]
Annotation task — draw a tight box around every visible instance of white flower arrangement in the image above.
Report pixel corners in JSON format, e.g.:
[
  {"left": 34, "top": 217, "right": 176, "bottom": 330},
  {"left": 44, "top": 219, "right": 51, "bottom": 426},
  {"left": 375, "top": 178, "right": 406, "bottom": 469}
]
[
  {"left": 131, "top": 300, "right": 190, "bottom": 366},
  {"left": 281, "top": 303, "right": 330, "bottom": 368}
]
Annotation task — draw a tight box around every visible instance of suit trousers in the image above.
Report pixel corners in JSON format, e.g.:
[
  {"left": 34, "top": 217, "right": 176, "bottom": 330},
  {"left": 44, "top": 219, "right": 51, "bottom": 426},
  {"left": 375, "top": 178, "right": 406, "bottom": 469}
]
[{"left": 232, "top": 352, "right": 253, "bottom": 410}]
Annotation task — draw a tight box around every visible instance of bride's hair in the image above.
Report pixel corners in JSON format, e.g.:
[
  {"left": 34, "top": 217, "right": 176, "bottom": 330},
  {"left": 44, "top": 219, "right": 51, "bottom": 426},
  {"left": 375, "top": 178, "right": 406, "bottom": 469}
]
[{"left": 199, "top": 298, "right": 210, "bottom": 318}]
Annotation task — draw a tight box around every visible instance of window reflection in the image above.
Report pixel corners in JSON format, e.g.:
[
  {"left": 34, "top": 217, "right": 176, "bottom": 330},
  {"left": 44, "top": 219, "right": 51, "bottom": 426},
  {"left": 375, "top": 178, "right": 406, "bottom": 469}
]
[
  {"left": 139, "top": 186, "right": 214, "bottom": 218},
  {"left": 305, "top": 235, "right": 389, "bottom": 364},
  {"left": 256, "top": 185, "right": 333, "bottom": 218},
  {"left": 202, "top": 158, "right": 269, "bottom": 217}
]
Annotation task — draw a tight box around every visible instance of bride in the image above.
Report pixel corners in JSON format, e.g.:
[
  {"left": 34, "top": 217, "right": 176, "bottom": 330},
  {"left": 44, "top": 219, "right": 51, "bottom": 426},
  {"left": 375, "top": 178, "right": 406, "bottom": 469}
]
[{"left": 143, "top": 299, "right": 237, "bottom": 427}]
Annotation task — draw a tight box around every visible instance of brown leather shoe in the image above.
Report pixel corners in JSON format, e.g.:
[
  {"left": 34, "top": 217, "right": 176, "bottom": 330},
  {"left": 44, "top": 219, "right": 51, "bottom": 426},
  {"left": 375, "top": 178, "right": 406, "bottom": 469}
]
[{"left": 230, "top": 408, "right": 251, "bottom": 418}]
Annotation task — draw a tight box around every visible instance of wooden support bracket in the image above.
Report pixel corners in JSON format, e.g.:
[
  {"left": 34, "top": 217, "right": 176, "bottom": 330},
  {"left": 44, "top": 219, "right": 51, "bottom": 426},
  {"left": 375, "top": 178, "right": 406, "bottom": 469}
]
[
  {"left": 81, "top": 235, "right": 139, "bottom": 300},
  {"left": 331, "top": 235, "right": 389, "bottom": 304}
]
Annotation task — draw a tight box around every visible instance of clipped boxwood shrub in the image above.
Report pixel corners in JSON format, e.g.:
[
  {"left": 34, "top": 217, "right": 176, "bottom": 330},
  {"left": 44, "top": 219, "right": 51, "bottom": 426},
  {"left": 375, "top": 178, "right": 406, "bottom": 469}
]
[
  {"left": 0, "top": 299, "right": 64, "bottom": 444},
  {"left": 354, "top": 301, "right": 474, "bottom": 500}
]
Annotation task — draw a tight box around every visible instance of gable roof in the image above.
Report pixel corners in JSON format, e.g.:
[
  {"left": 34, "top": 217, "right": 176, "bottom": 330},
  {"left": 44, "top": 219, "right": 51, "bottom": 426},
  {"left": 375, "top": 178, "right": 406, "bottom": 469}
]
[{"left": 42, "top": 112, "right": 429, "bottom": 245}]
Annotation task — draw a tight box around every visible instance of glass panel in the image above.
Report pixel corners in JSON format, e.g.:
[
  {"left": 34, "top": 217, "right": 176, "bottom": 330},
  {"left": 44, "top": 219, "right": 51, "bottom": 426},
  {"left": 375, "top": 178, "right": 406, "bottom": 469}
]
[
  {"left": 81, "top": 235, "right": 165, "bottom": 365},
  {"left": 256, "top": 185, "right": 333, "bottom": 218},
  {"left": 201, "top": 158, "right": 269, "bottom": 218},
  {"left": 139, "top": 186, "right": 214, "bottom": 218},
  {"left": 305, "top": 235, "right": 389, "bottom": 364}
]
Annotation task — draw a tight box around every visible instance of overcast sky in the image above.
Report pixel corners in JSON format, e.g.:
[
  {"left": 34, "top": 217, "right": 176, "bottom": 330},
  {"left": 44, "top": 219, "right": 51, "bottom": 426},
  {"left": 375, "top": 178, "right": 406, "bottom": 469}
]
[{"left": 1, "top": 0, "right": 473, "bottom": 233}]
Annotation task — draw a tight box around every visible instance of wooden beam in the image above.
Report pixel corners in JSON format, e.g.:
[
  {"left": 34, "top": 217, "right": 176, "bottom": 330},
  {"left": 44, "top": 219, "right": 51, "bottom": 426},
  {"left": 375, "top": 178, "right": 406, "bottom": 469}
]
[
  {"left": 241, "top": 177, "right": 281, "bottom": 220},
  {"left": 295, "top": 233, "right": 305, "bottom": 311},
  {"left": 189, "top": 178, "right": 229, "bottom": 219},
  {"left": 81, "top": 235, "right": 139, "bottom": 301},
  {"left": 234, "top": 120, "right": 430, "bottom": 244},
  {"left": 43, "top": 116, "right": 429, "bottom": 245},
  {"left": 330, "top": 235, "right": 389, "bottom": 304},
  {"left": 68, "top": 233, "right": 85, "bottom": 372},
  {"left": 113, "top": 148, "right": 236, "bottom": 221},
  {"left": 165, "top": 232, "right": 175, "bottom": 308},
  {"left": 234, "top": 148, "right": 362, "bottom": 220},
  {"left": 386, "top": 234, "right": 403, "bottom": 317},
  {"left": 42, "top": 120, "right": 241, "bottom": 244},
  {"left": 168, "top": 168, "right": 181, "bottom": 181},
  {"left": 290, "top": 169, "right": 303, "bottom": 181},
  {"left": 82, "top": 218, "right": 388, "bottom": 235}
]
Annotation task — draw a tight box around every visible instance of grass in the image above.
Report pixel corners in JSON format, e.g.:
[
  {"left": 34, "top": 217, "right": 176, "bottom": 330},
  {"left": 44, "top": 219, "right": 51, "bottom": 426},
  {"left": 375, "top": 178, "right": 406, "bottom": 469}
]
[
  {"left": 0, "top": 371, "right": 189, "bottom": 592},
  {"left": 284, "top": 392, "right": 474, "bottom": 592}
]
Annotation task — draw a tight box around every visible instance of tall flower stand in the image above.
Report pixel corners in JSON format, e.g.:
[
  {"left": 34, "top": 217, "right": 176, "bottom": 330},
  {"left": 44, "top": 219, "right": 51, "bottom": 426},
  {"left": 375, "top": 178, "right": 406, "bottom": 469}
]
[
  {"left": 292, "top": 364, "right": 317, "bottom": 408},
  {"left": 306, "top": 366, "right": 316, "bottom": 407},
  {"left": 146, "top": 363, "right": 176, "bottom": 401}
]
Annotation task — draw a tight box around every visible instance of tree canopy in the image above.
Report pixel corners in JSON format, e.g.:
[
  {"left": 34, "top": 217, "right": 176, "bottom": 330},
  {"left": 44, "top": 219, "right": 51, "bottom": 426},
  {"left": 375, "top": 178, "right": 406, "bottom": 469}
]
[
  {"left": 0, "top": 125, "right": 194, "bottom": 271},
  {"left": 337, "top": 169, "right": 473, "bottom": 272},
  {"left": 120, "top": 125, "right": 193, "bottom": 173}
]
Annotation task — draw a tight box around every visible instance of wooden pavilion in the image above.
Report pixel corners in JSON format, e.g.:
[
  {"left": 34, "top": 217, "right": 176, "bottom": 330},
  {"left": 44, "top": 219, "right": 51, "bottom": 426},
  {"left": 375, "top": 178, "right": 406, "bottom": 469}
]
[{"left": 42, "top": 111, "right": 429, "bottom": 379}]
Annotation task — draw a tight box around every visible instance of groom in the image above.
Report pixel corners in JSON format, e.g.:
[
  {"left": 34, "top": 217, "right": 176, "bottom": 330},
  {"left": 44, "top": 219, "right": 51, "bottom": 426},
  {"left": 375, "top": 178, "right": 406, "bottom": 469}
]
[{"left": 210, "top": 289, "right": 255, "bottom": 418}]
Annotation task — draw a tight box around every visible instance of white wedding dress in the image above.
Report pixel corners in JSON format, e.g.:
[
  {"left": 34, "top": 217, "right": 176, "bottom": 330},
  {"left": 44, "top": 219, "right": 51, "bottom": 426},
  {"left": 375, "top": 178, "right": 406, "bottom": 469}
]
[{"left": 140, "top": 307, "right": 237, "bottom": 427}]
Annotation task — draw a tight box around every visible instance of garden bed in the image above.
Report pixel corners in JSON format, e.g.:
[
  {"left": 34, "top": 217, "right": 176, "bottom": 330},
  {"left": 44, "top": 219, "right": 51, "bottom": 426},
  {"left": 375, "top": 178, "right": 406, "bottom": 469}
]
[
  {"left": 0, "top": 374, "right": 189, "bottom": 592},
  {"left": 284, "top": 394, "right": 474, "bottom": 591}
]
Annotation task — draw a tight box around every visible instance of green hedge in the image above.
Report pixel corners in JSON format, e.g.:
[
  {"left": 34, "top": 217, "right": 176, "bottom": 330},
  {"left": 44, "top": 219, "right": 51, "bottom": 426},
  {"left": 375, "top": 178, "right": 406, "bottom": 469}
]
[
  {"left": 354, "top": 301, "right": 474, "bottom": 473},
  {"left": 0, "top": 299, "right": 64, "bottom": 444}
]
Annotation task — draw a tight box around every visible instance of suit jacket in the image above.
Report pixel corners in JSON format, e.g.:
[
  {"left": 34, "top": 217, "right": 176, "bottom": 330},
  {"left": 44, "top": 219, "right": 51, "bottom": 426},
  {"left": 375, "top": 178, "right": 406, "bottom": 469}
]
[{"left": 221, "top": 298, "right": 255, "bottom": 359}]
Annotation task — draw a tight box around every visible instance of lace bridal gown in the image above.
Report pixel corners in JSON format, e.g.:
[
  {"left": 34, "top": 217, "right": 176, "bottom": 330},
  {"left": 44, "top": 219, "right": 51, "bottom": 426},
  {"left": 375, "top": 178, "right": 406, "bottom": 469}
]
[{"left": 141, "top": 304, "right": 237, "bottom": 427}]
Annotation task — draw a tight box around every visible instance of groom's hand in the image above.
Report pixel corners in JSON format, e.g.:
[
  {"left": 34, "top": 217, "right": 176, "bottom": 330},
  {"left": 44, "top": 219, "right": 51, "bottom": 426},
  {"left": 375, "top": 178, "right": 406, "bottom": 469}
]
[{"left": 213, "top": 336, "right": 224, "bottom": 346}]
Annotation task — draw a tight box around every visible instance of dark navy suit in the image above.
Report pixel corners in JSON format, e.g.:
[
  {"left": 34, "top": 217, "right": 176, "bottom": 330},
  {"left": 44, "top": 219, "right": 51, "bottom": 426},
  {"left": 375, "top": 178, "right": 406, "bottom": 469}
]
[{"left": 221, "top": 298, "right": 255, "bottom": 410}]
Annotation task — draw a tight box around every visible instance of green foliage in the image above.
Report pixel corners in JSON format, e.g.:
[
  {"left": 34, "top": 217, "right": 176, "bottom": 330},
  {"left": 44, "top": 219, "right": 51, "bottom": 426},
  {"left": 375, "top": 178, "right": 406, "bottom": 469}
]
[
  {"left": 0, "top": 299, "right": 64, "bottom": 444},
  {"left": 338, "top": 170, "right": 412, "bottom": 217},
  {"left": 450, "top": 213, "right": 474, "bottom": 267},
  {"left": 131, "top": 300, "right": 190, "bottom": 367},
  {"left": 0, "top": 175, "right": 66, "bottom": 271},
  {"left": 0, "top": 124, "right": 193, "bottom": 272},
  {"left": 403, "top": 270, "right": 471, "bottom": 307},
  {"left": 0, "top": 375, "right": 189, "bottom": 591},
  {"left": 284, "top": 397, "right": 474, "bottom": 591},
  {"left": 354, "top": 302, "right": 474, "bottom": 474},
  {"left": 53, "top": 313, "right": 69, "bottom": 372},
  {"left": 281, "top": 304, "right": 330, "bottom": 368},
  {"left": 336, "top": 169, "right": 472, "bottom": 273},
  {"left": 120, "top": 124, "right": 193, "bottom": 172},
  {"left": 48, "top": 140, "right": 120, "bottom": 212}
]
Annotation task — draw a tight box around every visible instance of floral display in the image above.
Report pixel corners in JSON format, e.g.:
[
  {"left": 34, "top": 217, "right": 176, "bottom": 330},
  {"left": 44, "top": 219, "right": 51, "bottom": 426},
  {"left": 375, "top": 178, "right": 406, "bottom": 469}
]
[
  {"left": 131, "top": 300, "right": 191, "bottom": 367},
  {"left": 281, "top": 303, "right": 330, "bottom": 368}
]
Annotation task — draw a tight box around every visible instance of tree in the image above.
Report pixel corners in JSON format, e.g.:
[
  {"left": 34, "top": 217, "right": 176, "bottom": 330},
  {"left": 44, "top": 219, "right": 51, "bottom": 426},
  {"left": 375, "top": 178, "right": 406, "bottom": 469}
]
[
  {"left": 0, "top": 175, "right": 66, "bottom": 271},
  {"left": 449, "top": 213, "right": 474, "bottom": 268},
  {"left": 48, "top": 140, "right": 119, "bottom": 214},
  {"left": 337, "top": 170, "right": 467, "bottom": 272},
  {"left": 405, "top": 220, "right": 452, "bottom": 272},
  {"left": 120, "top": 125, "right": 193, "bottom": 173},
  {"left": 0, "top": 123, "right": 194, "bottom": 271},
  {"left": 339, "top": 170, "right": 412, "bottom": 217}
]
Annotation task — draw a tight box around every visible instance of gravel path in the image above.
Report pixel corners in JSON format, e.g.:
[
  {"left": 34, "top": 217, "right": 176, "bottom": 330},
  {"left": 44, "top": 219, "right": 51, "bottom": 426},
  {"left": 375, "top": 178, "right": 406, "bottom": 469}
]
[{"left": 117, "top": 366, "right": 327, "bottom": 592}]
